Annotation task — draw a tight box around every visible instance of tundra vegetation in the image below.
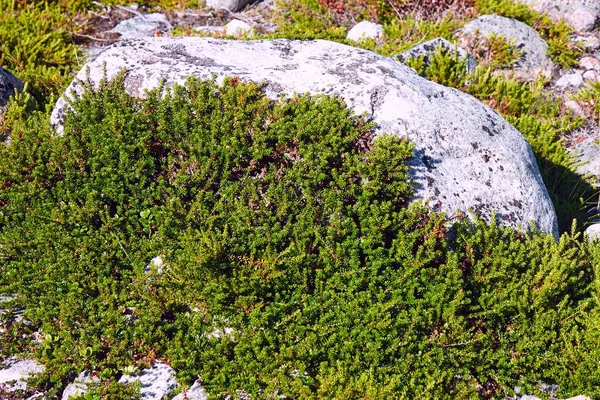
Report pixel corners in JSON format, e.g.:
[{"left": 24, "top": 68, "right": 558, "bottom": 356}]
[{"left": 1, "top": 0, "right": 600, "bottom": 399}]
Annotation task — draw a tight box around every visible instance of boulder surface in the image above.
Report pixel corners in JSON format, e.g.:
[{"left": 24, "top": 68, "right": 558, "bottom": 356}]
[
  {"left": 51, "top": 38, "right": 559, "bottom": 236},
  {"left": 515, "top": 0, "right": 600, "bottom": 32},
  {"left": 458, "top": 15, "right": 554, "bottom": 78}
]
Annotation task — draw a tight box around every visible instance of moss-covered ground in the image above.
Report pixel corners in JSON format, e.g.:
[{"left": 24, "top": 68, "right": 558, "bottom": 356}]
[{"left": 1, "top": 0, "right": 600, "bottom": 399}]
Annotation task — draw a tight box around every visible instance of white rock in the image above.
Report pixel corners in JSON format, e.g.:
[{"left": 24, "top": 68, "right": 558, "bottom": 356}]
[
  {"left": 566, "top": 8, "right": 598, "bottom": 33},
  {"left": 563, "top": 100, "right": 585, "bottom": 116},
  {"left": 582, "top": 69, "right": 598, "bottom": 81},
  {"left": 61, "top": 371, "right": 99, "bottom": 400},
  {"left": 586, "top": 224, "right": 600, "bottom": 240},
  {"left": 0, "top": 358, "right": 44, "bottom": 392},
  {"left": 580, "top": 36, "right": 600, "bottom": 51},
  {"left": 555, "top": 73, "right": 584, "bottom": 88},
  {"left": 347, "top": 21, "right": 384, "bottom": 42},
  {"left": 224, "top": 19, "right": 254, "bottom": 37},
  {"left": 109, "top": 13, "right": 172, "bottom": 39},
  {"left": 579, "top": 56, "right": 600, "bottom": 71},
  {"left": 458, "top": 15, "right": 554, "bottom": 77},
  {"left": 205, "top": 0, "right": 253, "bottom": 12},
  {"left": 119, "top": 361, "right": 178, "bottom": 400},
  {"left": 172, "top": 381, "right": 208, "bottom": 400},
  {"left": 50, "top": 38, "right": 559, "bottom": 237},
  {"left": 145, "top": 255, "right": 165, "bottom": 274}
]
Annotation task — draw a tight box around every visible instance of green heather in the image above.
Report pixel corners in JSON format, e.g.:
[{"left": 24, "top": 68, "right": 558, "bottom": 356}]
[{"left": 0, "top": 1, "right": 600, "bottom": 399}]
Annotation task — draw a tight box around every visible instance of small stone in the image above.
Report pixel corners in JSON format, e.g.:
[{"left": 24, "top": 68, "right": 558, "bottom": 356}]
[
  {"left": 145, "top": 255, "right": 165, "bottom": 274},
  {"left": 575, "top": 35, "right": 600, "bottom": 51},
  {"left": 565, "top": 7, "right": 598, "bottom": 32},
  {"left": 583, "top": 69, "right": 598, "bottom": 81},
  {"left": 579, "top": 56, "right": 600, "bottom": 71},
  {"left": 224, "top": 19, "right": 254, "bottom": 37},
  {"left": 347, "top": 21, "right": 384, "bottom": 42},
  {"left": 555, "top": 72, "right": 584, "bottom": 88},
  {"left": 564, "top": 100, "right": 585, "bottom": 116},
  {"left": 585, "top": 224, "right": 600, "bottom": 240},
  {"left": 566, "top": 396, "right": 593, "bottom": 400},
  {"left": 119, "top": 361, "right": 179, "bottom": 400},
  {"left": 172, "top": 381, "right": 208, "bottom": 400},
  {"left": 109, "top": 13, "right": 172, "bottom": 39},
  {"left": 205, "top": 0, "right": 253, "bottom": 12}
]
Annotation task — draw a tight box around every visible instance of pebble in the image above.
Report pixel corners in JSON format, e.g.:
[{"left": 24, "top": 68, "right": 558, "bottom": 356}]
[
  {"left": 347, "top": 21, "right": 384, "bottom": 42},
  {"left": 224, "top": 19, "right": 254, "bottom": 37},
  {"left": 566, "top": 7, "right": 598, "bottom": 32},
  {"left": 555, "top": 72, "right": 584, "bottom": 88},
  {"left": 582, "top": 70, "right": 598, "bottom": 81},
  {"left": 579, "top": 56, "right": 600, "bottom": 71}
]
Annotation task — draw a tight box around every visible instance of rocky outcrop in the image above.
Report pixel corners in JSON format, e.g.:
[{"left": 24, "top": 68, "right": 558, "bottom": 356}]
[
  {"left": 458, "top": 15, "right": 554, "bottom": 79},
  {"left": 515, "top": 0, "right": 599, "bottom": 32},
  {"left": 50, "top": 37, "right": 559, "bottom": 237}
]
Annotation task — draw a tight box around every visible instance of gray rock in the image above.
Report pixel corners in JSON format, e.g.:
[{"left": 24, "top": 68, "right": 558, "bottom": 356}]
[
  {"left": 574, "top": 35, "right": 600, "bottom": 51},
  {"left": 515, "top": 0, "right": 600, "bottom": 32},
  {"left": 0, "top": 358, "right": 44, "bottom": 392},
  {"left": 119, "top": 361, "right": 178, "bottom": 400},
  {"left": 172, "top": 381, "right": 208, "bottom": 400},
  {"left": 394, "top": 37, "right": 478, "bottom": 74},
  {"left": 0, "top": 67, "right": 24, "bottom": 120},
  {"left": 555, "top": 72, "right": 584, "bottom": 88},
  {"left": 568, "top": 131, "right": 600, "bottom": 180},
  {"left": 61, "top": 371, "right": 99, "bottom": 400},
  {"left": 109, "top": 13, "right": 172, "bottom": 39},
  {"left": 458, "top": 15, "right": 554, "bottom": 77},
  {"left": 50, "top": 38, "right": 559, "bottom": 237},
  {"left": 347, "top": 21, "right": 384, "bottom": 42},
  {"left": 224, "top": 19, "right": 254, "bottom": 37},
  {"left": 205, "top": 0, "right": 253, "bottom": 12},
  {"left": 586, "top": 224, "right": 600, "bottom": 240}
]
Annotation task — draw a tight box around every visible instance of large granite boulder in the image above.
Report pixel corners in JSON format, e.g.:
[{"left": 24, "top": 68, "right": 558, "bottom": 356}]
[{"left": 50, "top": 38, "right": 559, "bottom": 236}]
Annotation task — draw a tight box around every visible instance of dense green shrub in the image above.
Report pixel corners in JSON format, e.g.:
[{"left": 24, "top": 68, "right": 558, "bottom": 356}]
[{"left": 0, "top": 76, "right": 600, "bottom": 399}]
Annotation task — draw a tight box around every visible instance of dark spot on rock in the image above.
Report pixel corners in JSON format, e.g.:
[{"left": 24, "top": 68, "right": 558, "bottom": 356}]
[
  {"left": 485, "top": 180, "right": 491, "bottom": 187},
  {"left": 499, "top": 165, "right": 504, "bottom": 171},
  {"left": 482, "top": 125, "right": 494, "bottom": 137},
  {"left": 471, "top": 142, "right": 479, "bottom": 150},
  {"left": 421, "top": 155, "right": 436, "bottom": 170},
  {"left": 483, "top": 154, "right": 490, "bottom": 163}
]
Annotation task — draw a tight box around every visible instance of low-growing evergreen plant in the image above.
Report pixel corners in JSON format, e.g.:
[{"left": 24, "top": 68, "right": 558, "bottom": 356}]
[{"left": 0, "top": 76, "right": 600, "bottom": 399}]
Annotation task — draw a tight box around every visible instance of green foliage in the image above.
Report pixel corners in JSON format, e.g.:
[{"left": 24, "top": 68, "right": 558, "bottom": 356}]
[
  {"left": 572, "top": 81, "right": 600, "bottom": 122},
  {"left": 462, "top": 32, "right": 522, "bottom": 70},
  {"left": 403, "top": 43, "right": 470, "bottom": 89},
  {"left": 1, "top": 77, "right": 600, "bottom": 399},
  {"left": 0, "top": 0, "right": 82, "bottom": 103}
]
